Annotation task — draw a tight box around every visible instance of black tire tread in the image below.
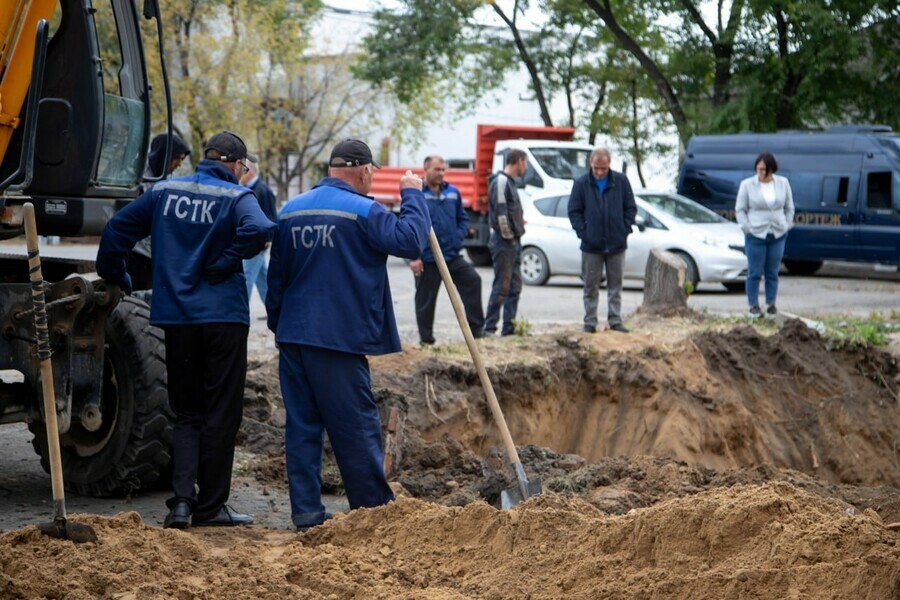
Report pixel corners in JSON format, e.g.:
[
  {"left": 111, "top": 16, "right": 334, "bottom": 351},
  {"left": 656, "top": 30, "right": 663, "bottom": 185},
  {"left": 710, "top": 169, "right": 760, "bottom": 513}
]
[{"left": 30, "top": 296, "right": 172, "bottom": 497}]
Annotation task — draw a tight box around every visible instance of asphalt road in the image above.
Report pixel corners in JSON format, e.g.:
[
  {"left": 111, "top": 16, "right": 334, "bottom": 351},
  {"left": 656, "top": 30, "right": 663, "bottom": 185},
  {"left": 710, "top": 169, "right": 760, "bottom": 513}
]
[{"left": 0, "top": 241, "right": 897, "bottom": 531}]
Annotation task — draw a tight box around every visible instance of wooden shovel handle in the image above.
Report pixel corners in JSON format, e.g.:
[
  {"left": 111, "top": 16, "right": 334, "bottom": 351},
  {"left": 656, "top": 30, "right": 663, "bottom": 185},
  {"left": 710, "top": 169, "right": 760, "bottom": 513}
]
[
  {"left": 427, "top": 229, "right": 523, "bottom": 467},
  {"left": 23, "top": 203, "right": 66, "bottom": 509}
]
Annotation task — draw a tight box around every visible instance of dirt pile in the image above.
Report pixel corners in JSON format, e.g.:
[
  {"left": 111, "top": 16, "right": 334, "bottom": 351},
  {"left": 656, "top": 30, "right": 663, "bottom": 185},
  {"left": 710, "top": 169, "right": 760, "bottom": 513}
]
[
  {"left": 241, "top": 319, "right": 900, "bottom": 515},
  {"left": 2, "top": 484, "right": 897, "bottom": 599}
]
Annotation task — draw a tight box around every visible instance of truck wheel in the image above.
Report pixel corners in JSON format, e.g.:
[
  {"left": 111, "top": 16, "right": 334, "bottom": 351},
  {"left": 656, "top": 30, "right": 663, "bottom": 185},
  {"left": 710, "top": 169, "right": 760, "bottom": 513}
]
[
  {"left": 521, "top": 246, "right": 550, "bottom": 286},
  {"left": 30, "top": 296, "right": 172, "bottom": 497},
  {"left": 783, "top": 260, "right": 823, "bottom": 275},
  {"left": 466, "top": 247, "right": 492, "bottom": 267}
]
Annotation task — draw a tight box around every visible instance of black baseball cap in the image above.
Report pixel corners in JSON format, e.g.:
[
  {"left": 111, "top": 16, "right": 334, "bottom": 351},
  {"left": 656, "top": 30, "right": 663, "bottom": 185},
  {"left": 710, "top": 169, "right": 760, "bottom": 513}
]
[
  {"left": 203, "top": 131, "right": 257, "bottom": 163},
  {"left": 329, "top": 139, "right": 381, "bottom": 169}
]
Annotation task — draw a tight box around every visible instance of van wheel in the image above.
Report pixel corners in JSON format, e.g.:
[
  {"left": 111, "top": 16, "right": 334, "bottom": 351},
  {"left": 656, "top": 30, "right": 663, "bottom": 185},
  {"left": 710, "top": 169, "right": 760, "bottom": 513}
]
[
  {"left": 672, "top": 251, "right": 699, "bottom": 290},
  {"left": 30, "top": 296, "right": 172, "bottom": 497},
  {"left": 783, "top": 260, "right": 823, "bottom": 275},
  {"left": 521, "top": 246, "right": 550, "bottom": 286},
  {"left": 466, "top": 247, "right": 492, "bottom": 267}
]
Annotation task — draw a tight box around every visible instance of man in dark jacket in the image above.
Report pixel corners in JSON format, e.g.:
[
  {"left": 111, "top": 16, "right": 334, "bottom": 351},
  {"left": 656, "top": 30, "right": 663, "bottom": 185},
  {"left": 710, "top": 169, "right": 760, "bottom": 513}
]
[
  {"left": 97, "top": 131, "right": 276, "bottom": 529},
  {"left": 240, "top": 159, "right": 278, "bottom": 304},
  {"left": 128, "top": 133, "right": 193, "bottom": 290},
  {"left": 408, "top": 155, "right": 483, "bottom": 344},
  {"left": 568, "top": 148, "right": 636, "bottom": 333},
  {"left": 266, "top": 139, "right": 429, "bottom": 531},
  {"left": 483, "top": 149, "right": 527, "bottom": 336}
]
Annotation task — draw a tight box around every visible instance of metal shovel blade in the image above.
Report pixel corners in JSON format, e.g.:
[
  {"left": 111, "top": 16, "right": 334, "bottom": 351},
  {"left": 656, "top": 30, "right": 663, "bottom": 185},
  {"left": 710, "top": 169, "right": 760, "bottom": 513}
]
[
  {"left": 500, "top": 478, "right": 543, "bottom": 510},
  {"left": 37, "top": 518, "right": 98, "bottom": 544}
]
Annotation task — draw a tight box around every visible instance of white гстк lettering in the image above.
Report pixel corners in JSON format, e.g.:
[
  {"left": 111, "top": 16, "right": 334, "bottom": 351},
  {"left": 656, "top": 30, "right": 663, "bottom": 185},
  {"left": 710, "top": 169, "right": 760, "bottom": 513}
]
[
  {"left": 291, "top": 224, "right": 336, "bottom": 249},
  {"left": 162, "top": 194, "right": 217, "bottom": 223}
]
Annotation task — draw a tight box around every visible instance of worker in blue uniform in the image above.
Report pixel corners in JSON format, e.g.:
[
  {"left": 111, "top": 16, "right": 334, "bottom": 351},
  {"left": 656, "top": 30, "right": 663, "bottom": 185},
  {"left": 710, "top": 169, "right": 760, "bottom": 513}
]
[
  {"left": 97, "top": 131, "right": 276, "bottom": 529},
  {"left": 266, "top": 139, "right": 429, "bottom": 531}
]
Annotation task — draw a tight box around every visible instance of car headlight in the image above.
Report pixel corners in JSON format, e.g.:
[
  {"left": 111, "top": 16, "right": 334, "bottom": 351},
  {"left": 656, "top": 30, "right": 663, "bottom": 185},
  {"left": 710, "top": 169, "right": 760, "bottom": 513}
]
[{"left": 701, "top": 235, "right": 729, "bottom": 248}]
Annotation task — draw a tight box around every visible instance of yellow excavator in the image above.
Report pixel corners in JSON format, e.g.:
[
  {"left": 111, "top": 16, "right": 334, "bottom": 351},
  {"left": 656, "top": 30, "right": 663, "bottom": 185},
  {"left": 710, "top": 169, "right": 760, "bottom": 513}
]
[{"left": 0, "top": 0, "right": 173, "bottom": 496}]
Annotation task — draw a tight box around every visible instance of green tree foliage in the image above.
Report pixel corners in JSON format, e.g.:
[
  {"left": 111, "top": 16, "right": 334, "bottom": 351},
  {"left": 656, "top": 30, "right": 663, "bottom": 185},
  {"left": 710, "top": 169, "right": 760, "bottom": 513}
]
[{"left": 142, "top": 0, "right": 398, "bottom": 200}]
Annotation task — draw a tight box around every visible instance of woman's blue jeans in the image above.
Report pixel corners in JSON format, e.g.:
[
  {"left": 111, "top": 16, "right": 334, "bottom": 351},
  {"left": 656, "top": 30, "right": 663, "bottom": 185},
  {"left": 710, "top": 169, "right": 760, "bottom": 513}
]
[{"left": 745, "top": 232, "right": 787, "bottom": 308}]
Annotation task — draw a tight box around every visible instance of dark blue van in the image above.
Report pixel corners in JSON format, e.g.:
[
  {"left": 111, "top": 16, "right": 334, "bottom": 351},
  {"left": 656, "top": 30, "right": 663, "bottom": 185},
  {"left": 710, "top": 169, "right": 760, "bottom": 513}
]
[{"left": 677, "top": 126, "right": 900, "bottom": 274}]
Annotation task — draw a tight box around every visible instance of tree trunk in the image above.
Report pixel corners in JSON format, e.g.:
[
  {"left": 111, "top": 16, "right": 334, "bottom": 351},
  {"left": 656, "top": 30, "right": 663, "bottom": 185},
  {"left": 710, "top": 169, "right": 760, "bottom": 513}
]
[
  {"left": 642, "top": 248, "right": 688, "bottom": 314},
  {"left": 584, "top": 0, "right": 691, "bottom": 146}
]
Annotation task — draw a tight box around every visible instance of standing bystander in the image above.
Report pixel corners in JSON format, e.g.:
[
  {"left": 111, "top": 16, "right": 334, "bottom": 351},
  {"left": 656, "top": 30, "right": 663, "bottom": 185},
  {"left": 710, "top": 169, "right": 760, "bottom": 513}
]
[
  {"left": 266, "top": 139, "right": 429, "bottom": 531},
  {"left": 128, "top": 132, "right": 192, "bottom": 291},
  {"left": 96, "top": 131, "right": 276, "bottom": 529},
  {"left": 568, "top": 148, "right": 636, "bottom": 333},
  {"left": 482, "top": 149, "right": 527, "bottom": 336},
  {"left": 408, "top": 155, "right": 483, "bottom": 344},
  {"left": 240, "top": 160, "right": 278, "bottom": 304},
  {"left": 735, "top": 151, "right": 794, "bottom": 319}
]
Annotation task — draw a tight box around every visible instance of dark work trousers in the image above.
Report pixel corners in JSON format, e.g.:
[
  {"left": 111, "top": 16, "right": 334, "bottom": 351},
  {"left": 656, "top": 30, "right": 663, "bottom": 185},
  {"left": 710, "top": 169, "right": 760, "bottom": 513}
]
[
  {"left": 279, "top": 343, "right": 394, "bottom": 528},
  {"left": 483, "top": 232, "right": 523, "bottom": 335},
  {"left": 414, "top": 256, "right": 484, "bottom": 343},
  {"left": 163, "top": 323, "right": 249, "bottom": 520}
]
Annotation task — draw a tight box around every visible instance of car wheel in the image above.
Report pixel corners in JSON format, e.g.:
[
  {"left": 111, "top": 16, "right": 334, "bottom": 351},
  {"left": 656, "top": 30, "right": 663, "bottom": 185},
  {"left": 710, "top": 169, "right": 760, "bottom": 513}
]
[
  {"left": 521, "top": 246, "right": 550, "bottom": 286},
  {"left": 671, "top": 251, "right": 699, "bottom": 290},
  {"left": 783, "top": 260, "right": 823, "bottom": 275},
  {"left": 723, "top": 281, "right": 745, "bottom": 293},
  {"left": 466, "top": 247, "right": 492, "bottom": 267}
]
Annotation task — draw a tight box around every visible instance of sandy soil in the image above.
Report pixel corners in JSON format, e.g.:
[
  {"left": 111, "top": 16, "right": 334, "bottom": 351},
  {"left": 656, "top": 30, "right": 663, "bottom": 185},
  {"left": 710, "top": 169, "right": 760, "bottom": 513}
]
[{"left": 2, "top": 317, "right": 899, "bottom": 598}]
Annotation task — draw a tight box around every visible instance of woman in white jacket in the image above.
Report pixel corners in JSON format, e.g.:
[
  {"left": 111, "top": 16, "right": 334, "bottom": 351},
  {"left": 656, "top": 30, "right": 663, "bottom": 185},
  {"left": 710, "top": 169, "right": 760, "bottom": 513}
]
[{"left": 735, "top": 152, "right": 795, "bottom": 319}]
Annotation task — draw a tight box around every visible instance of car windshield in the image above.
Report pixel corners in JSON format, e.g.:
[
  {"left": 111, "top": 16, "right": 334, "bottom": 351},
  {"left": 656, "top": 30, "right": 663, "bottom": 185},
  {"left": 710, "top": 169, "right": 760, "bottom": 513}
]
[
  {"left": 530, "top": 147, "right": 591, "bottom": 179},
  {"left": 639, "top": 193, "right": 727, "bottom": 223}
]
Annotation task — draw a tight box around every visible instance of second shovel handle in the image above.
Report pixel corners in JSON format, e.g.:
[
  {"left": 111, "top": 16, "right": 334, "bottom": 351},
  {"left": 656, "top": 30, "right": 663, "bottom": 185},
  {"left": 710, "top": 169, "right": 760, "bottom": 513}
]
[{"left": 23, "top": 203, "right": 66, "bottom": 508}]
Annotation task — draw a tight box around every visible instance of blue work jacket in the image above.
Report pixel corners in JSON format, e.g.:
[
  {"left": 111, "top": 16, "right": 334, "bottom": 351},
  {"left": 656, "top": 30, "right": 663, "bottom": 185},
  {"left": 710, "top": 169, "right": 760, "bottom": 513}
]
[
  {"left": 96, "top": 160, "right": 276, "bottom": 325},
  {"left": 420, "top": 182, "right": 468, "bottom": 263},
  {"left": 266, "top": 177, "right": 429, "bottom": 355}
]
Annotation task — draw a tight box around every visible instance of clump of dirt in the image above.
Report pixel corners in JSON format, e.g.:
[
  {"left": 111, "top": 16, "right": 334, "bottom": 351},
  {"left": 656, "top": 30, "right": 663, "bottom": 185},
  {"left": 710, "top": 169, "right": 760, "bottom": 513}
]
[{"left": 2, "top": 485, "right": 897, "bottom": 598}]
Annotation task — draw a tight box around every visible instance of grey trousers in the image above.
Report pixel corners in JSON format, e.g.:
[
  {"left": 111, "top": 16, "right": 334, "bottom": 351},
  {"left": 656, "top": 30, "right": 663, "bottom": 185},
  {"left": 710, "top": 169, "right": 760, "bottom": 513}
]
[{"left": 582, "top": 251, "right": 625, "bottom": 328}]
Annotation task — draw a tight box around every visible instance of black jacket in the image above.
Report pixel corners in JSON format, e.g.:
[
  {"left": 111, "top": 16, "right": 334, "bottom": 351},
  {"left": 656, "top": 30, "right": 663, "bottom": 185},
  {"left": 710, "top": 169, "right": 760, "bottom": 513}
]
[
  {"left": 568, "top": 170, "right": 636, "bottom": 254},
  {"left": 487, "top": 171, "right": 525, "bottom": 239},
  {"left": 249, "top": 177, "right": 278, "bottom": 222}
]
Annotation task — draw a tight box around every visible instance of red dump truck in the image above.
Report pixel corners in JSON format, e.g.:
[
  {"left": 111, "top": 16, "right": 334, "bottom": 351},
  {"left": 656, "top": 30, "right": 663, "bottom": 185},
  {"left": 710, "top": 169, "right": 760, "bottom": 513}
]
[{"left": 370, "top": 124, "right": 594, "bottom": 265}]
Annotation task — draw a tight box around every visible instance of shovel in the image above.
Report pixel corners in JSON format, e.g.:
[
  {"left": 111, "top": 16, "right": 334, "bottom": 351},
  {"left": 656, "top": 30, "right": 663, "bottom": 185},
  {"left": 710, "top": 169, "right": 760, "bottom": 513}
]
[
  {"left": 23, "top": 203, "right": 98, "bottom": 543},
  {"left": 427, "top": 228, "right": 541, "bottom": 509}
]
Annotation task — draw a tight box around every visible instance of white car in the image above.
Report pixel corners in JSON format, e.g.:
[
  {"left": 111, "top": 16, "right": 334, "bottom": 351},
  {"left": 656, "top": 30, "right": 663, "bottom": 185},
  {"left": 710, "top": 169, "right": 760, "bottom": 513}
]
[{"left": 519, "top": 191, "right": 747, "bottom": 291}]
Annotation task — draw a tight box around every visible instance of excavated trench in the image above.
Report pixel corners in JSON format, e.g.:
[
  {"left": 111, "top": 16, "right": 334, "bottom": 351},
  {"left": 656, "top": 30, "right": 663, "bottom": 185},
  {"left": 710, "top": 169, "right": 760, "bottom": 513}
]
[{"left": 239, "top": 319, "right": 900, "bottom": 518}]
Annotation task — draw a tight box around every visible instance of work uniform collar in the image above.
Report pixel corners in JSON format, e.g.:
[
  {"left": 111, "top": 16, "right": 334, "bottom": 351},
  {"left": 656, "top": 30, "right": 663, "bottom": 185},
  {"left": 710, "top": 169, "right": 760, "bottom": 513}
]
[
  {"left": 314, "top": 176, "right": 372, "bottom": 199},
  {"left": 197, "top": 159, "right": 239, "bottom": 184},
  {"left": 423, "top": 181, "right": 449, "bottom": 197}
]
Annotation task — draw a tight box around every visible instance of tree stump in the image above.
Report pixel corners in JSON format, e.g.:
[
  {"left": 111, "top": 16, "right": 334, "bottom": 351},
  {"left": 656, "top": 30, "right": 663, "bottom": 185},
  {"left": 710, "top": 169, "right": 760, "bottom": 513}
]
[{"left": 642, "top": 248, "right": 688, "bottom": 314}]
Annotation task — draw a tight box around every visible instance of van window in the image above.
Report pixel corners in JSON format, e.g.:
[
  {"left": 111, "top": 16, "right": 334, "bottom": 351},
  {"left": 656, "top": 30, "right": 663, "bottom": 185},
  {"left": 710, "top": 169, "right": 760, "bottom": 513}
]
[
  {"left": 681, "top": 175, "right": 712, "bottom": 200},
  {"left": 867, "top": 172, "right": 895, "bottom": 211},
  {"left": 822, "top": 176, "right": 850, "bottom": 206}
]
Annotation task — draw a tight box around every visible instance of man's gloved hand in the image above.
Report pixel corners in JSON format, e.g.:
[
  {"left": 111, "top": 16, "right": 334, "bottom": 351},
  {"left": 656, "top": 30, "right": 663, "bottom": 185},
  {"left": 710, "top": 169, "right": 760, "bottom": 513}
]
[{"left": 119, "top": 273, "right": 133, "bottom": 295}]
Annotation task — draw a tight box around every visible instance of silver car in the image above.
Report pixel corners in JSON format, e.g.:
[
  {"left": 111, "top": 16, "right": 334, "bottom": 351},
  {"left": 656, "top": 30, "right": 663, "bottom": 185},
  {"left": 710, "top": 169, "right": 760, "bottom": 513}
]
[{"left": 519, "top": 191, "right": 747, "bottom": 291}]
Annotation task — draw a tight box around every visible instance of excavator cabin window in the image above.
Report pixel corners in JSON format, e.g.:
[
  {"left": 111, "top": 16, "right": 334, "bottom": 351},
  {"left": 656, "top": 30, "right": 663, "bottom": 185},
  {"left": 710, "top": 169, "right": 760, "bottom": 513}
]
[{"left": 92, "top": 1, "right": 145, "bottom": 187}]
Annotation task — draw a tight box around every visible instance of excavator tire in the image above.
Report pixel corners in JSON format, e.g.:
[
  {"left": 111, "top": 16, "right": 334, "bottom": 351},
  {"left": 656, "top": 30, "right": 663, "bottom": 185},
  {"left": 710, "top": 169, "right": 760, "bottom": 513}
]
[{"left": 30, "top": 296, "right": 172, "bottom": 497}]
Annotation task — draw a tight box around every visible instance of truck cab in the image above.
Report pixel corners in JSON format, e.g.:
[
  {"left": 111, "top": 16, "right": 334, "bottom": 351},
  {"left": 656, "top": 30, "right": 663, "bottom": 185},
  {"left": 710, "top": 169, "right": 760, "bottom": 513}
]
[
  {"left": 492, "top": 139, "right": 593, "bottom": 200},
  {"left": 678, "top": 126, "right": 900, "bottom": 273}
]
